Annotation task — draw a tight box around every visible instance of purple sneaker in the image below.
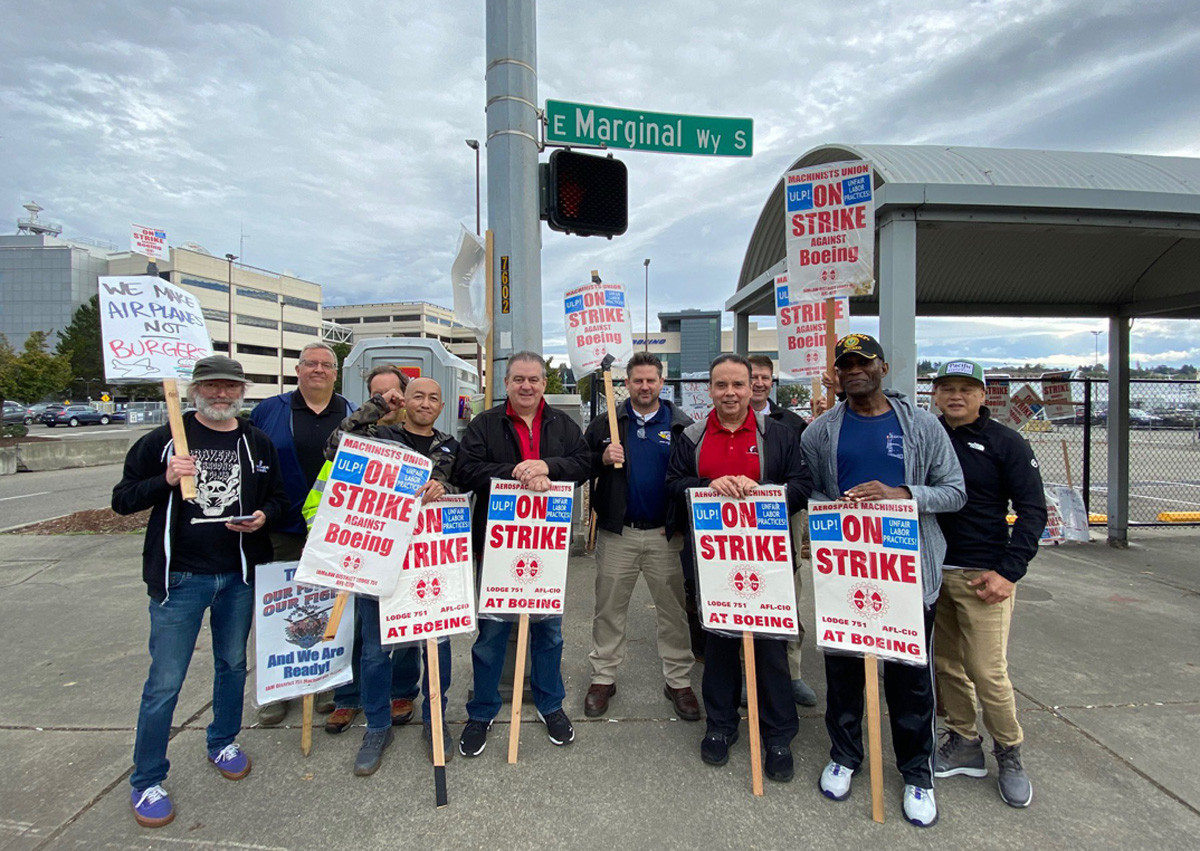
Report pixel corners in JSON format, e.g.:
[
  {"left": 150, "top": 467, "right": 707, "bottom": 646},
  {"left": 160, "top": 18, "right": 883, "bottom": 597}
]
[
  {"left": 131, "top": 785, "right": 174, "bottom": 828},
  {"left": 208, "top": 743, "right": 252, "bottom": 780}
]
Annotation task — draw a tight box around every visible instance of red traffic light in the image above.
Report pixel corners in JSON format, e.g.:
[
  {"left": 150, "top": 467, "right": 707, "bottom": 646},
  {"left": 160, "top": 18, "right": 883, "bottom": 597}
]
[{"left": 544, "top": 149, "right": 627, "bottom": 238}]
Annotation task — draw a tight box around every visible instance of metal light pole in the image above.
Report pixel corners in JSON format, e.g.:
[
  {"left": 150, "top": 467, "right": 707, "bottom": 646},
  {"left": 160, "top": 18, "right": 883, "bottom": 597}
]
[
  {"left": 1092, "top": 330, "right": 1102, "bottom": 369},
  {"left": 225, "top": 253, "right": 237, "bottom": 356},
  {"left": 643, "top": 258, "right": 650, "bottom": 351},
  {"left": 466, "top": 139, "right": 481, "bottom": 236}
]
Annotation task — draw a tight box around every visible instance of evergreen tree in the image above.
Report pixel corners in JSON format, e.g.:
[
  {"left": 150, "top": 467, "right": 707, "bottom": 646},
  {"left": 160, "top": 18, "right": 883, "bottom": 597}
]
[{"left": 0, "top": 331, "right": 72, "bottom": 403}]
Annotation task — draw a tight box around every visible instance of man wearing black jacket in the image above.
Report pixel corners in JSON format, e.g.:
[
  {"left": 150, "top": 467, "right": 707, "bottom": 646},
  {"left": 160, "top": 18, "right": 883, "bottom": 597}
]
[
  {"left": 452, "top": 351, "right": 591, "bottom": 757},
  {"left": 666, "top": 354, "right": 813, "bottom": 782},
  {"left": 112, "top": 356, "right": 288, "bottom": 829},
  {"left": 930, "top": 360, "right": 1046, "bottom": 809},
  {"left": 583, "top": 352, "right": 699, "bottom": 721}
]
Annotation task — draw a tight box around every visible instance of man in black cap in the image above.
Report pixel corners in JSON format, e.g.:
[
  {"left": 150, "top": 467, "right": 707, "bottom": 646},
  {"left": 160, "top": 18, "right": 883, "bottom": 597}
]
[
  {"left": 800, "top": 334, "right": 965, "bottom": 828},
  {"left": 113, "top": 356, "right": 289, "bottom": 828}
]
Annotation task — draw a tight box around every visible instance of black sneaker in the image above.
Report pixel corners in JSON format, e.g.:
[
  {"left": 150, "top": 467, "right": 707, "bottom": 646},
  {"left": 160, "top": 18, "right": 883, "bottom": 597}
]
[
  {"left": 459, "top": 719, "right": 492, "bottom": 757},
  {"left": 700, "top": 730, "right": 739, "bottom": 766},
  {"left": 353, "top": 727, "right": 394, "bottom": 776},
  {"left": 423, "top": 722, "right": 454, "bottom": 764},
  {"left": 994, "top": 743, "right": 1033, "bottom": 807},
  {"left": 935, "top": 728, "right": 986, "bottom": 778},
  {"left": 536, "top": 708, "right": 575, "bottom": 746},
  {"left": 764, "top": 744, "right": 794, "bottom": 782}
]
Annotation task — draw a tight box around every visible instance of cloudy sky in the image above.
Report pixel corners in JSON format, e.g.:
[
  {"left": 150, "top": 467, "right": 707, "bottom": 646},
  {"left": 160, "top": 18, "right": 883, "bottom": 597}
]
[{"left": 3, "top": 0, "right": 1199, "bottom": 368}]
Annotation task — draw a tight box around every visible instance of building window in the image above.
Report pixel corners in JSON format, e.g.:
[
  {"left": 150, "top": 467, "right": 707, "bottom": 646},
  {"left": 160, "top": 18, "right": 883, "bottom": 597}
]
[
  {"left": 363, "top": 315, "right": 389, "bottom": 323},
  {"left": 282, "top": 348, "right": 302, "bottom": 358},
  {"left": 202, "top": 308, "right": 230, "bottom": 322},
  {"left": 393, "top": 313, "right": 420, "bottom": 321},
  {"left": 333, "top": 317, "right": 359, "bottom": 324},
  {"left": 238, "top": 343, "right": 279, "bottom": 357},
  {"left": 181, "top": 276, "right": 228, "bottom": 294},
  {"left": 246, "top": 373, "right": 278, "bottom": 384},
  {"left": 283, "top": 295, "right": 319, "bottom": 311},
  {"left": 282, "top": 322, "right": 320, "bottom": 335},
  {"left": 237, "top": 315, "right": 278, "bottom": 329},
  {"left": 213, "top": 341, "right": 230, "bottom": 353},
  {"left": 283, "top": 375, "right": 298, "bottom": 385},
  {"left": 237, "top": 286, "right": 277, "bottom": 302}
]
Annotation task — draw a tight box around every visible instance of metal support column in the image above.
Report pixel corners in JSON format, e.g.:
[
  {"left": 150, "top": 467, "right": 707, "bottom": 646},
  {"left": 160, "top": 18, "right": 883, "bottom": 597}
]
[
  {"left": 877, "top": 211, "right": 918, "bottom": 401},
  {"left": 1106, "top": 316, "right": 1130, "bottom": 547},
  {"left": 485, "top": 0, "right": 541, "bottom": 404},
  {"left": 733, "top": 312, "right": 750, "bottom": 356}
]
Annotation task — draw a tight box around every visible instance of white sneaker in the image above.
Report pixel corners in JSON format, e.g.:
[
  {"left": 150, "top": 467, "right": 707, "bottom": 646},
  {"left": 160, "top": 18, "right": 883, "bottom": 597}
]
[
  {"left": 819, "top": 761, "right": 854, "bottom": 800},
  {"left": 903, "top": 784, "right": 938, "bottom": 827}
]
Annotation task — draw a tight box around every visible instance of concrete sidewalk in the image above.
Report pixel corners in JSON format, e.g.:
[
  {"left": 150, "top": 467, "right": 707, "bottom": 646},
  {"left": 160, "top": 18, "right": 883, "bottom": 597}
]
[{"left": 0, "top": 531, "right": 1197, "bottom": 850}]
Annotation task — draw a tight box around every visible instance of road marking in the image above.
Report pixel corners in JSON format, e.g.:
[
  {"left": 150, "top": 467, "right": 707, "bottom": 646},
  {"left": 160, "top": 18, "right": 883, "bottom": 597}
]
[{"left": 0, "top": 491, "right": 50, "bottom": 503}]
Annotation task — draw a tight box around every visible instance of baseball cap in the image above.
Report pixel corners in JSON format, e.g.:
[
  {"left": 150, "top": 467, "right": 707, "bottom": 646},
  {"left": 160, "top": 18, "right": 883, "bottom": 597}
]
[
  {"left": 933, "top": 359, "right": 986, "bottom": 386},
  {"left": 190, "top": 355, "right": 250, "bottom": 383},
  {"left": 834, "top": 333, "right": 886, "bottom": 365}
]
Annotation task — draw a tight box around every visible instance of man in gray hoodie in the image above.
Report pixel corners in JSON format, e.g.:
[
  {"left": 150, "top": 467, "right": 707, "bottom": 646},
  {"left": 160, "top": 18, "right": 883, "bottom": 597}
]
[{"left": 800, "top": 334, "right": 965, "bottom": 828}]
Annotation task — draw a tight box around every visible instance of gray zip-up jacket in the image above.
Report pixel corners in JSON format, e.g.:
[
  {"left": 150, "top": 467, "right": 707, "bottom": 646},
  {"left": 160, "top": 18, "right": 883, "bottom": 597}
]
[{"left": 800, "top": 390, "right": 966, "bottom": 606}]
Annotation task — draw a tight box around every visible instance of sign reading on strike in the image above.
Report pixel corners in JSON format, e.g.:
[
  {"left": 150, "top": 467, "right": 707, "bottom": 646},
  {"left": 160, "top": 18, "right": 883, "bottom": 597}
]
[
  {"left": 809, "top": 499, "right": 927, "bottom": 665},
  {"left": 783, "top": 160, "right": 875, "bottom": 300},
  {"left": 295, "top": 435, "right": 432, "bottom": 598},
  {"left": 478, "top": 480, "right": 574, "bottom": 616},
  {"left": 1006, "top": 384, "right": 1043, "bottom": 429},
  {"left": 131, "top": 223, "right": 169, "bottom": 261},
  {"left": 688, "top": 486, "right": 798, "bottom": 637},
  {"left": 1040, "top": 370, "right": 1074, "bottom": 419},
  {"left": 774, "top": 273, "right": 850, "bottom": 379},
  {"left": 255, "top": 561, "right": 354, "bottom": 705},
  {"left": 985, "top": 377, "right": 1012, "bottom": 424},
  {"left": 379, "top": 495, "right": 476, "bottom": 644},
  {"left": 98, "top": 275, "right": 212, "bottom": 382},
  {"left": 564, "top": 281, "right": 635, "bottom": 375}
]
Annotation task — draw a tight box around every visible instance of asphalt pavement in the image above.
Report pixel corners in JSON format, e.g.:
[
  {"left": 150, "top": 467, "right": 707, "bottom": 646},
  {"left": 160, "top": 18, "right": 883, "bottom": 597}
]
[
  {"left": 0, "top": 521, "right": 1197, "bottom": 850},
  {"left": 0, "top": 464, "right": 126, "bottom": 531}
]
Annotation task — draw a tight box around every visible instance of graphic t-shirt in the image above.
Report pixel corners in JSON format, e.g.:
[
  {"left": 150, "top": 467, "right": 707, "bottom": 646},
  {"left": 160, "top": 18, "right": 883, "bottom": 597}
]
[
  {"left": 174, "top": 423, "right": 243, "bottom": 575},
  {"left": 837, "top": 407, "right": 905, "bottom": 495}
]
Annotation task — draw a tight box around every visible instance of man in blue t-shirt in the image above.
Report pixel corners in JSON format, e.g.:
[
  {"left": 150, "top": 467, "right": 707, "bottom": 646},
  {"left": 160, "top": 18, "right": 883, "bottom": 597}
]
[
  {"left": 800, "top": 334, "right": 965, "bottom": 828},
  {"left": 583, "top": 352, "right": 700, "bottom": 721}
]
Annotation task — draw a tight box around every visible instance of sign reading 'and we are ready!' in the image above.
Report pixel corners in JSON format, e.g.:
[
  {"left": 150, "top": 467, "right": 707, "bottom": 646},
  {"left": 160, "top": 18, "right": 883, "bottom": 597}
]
[{"left": 545, "top": 100, "right": 753, "bottom": 157}]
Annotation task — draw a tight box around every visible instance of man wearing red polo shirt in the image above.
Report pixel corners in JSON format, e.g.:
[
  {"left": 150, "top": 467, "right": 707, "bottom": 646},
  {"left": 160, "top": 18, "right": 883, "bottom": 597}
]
[
  {"left": 451, "top": 351, "right": 591, "bottom": 757},
  {"left": 666, "top": 354, "right": 813, "bottom": 782}
]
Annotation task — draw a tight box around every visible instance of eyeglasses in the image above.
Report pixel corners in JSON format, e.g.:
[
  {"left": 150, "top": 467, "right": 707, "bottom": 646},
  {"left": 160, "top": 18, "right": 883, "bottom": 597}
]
[{"left": 299, "top": 359, "right": 336, "bottom": 371}]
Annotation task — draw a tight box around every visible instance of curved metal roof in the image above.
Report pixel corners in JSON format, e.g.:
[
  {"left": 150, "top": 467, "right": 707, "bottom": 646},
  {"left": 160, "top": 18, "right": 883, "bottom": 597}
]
[{"left": 734, "top": 144, "right": 1200, "bottom": 318}]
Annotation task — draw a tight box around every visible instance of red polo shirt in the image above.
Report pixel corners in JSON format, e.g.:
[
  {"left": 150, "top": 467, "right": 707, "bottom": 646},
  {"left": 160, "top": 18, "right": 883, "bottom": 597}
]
[
  {"left": 698, "top": 408, "right": 761, "bottom": 481},
  {"left": 506, "top": 398, "right": 545, "bottom": 460}
]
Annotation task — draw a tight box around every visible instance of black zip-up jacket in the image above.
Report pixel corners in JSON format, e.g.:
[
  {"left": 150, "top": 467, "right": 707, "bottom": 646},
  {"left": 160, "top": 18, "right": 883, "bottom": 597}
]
[
  {"left": 936, "top": 406, "right": 1047, "bottom": 583},
  {"left": 112, "top": 413, "right": 290, "bottom": 602},
  {"left": 451, "top": 400, "right": 591, "bottom": 554},
  {"left": 762, "top": 399, "right": 808, "bottom": 442},
  {"left": 585, "top": 399, "right": 693, "bottom": 534},
  {"left": 323, "top": 393, "right": 459, "bottom": 489}
]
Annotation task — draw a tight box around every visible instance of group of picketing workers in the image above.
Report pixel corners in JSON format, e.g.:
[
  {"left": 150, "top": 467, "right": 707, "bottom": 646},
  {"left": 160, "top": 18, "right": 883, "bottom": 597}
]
[{"left": 114, "top": 330, "right": 1047, "bottom": 830}]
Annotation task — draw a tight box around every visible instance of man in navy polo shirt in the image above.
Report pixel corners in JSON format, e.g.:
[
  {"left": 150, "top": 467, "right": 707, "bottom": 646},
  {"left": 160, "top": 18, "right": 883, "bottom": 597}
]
[{"left": 584, "top": 352, "right": 699, "bottom": 721}]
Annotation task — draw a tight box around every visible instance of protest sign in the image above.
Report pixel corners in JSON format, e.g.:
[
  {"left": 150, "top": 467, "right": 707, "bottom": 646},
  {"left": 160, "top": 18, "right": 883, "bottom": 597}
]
[
  {"left": 295, "top": 435, "right": 432, "bottom": 598},
  {"left": 1007, "top": 384, "right": 1043, "bottom": 429},
  {"left": 679, "top": 380, "right": 712, "bottom": 422},
  {"left": 1040, "top": 486, "right": 1089, "bottom": 545},
  {"left": 379, "top": 494, "right": 476, "bottom": 645},
  {"left": 564, "top": 280, "right": 635, "bottom": 375},
  {"left": 477, "top": 480, "right": 575, "bottom": 616},
  {"left": 985, "top": 377, "right": 1012, "bottom": 423},
  {"left": 774, "top": 273, "right": 850, "bottom": 380},
  {"left": 809, "top": 499, "right": 927, "bottom": 666},
  {"left": 1041, "top": 370, "right": 1075, "bottom": 419},
  {"left": 255, "top": 561, "right": 354, "bottom": 706},
  {"left": 688, "top": 486, "right": 798, "bottom": 637},
  {"left": 98, "top": 275, "right": 212, "bottom": 383},
  {"left": 131, "top": 223, "right": 169, "bottom": 261},
  {"left": 782, "top": 160, "right": 875, "bottom": 300}
]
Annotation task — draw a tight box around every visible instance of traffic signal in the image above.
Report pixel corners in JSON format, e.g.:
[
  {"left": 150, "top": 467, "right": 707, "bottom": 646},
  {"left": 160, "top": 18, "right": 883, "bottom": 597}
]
[{"left": 542, "top": 149, "right": 628, "bottom": 238}]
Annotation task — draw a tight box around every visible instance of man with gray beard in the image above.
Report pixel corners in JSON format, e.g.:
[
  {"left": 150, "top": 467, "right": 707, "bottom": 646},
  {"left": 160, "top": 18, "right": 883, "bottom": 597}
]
[{"left": 113, "top": 356, "right": 289, "bottom": 828}]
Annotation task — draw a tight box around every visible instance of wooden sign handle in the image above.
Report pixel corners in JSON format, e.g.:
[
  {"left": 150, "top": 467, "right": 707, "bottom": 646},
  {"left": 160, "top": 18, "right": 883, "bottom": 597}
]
[
  {"left": 742, "top": 631, "right": 764, "bottom": 797},
  {"left": 300, "top": 693, "right": 314, "bottom": 757},
  {"left": 507, "top": 614, "right": 531, "bottom": 764},
  {"left": 1061, "top": 439, "right": 1074, "bottom": 490},
  {"left": 823, "top": 298, "right": 837, "bottom": 410},
  {"left": 162, "top": 378, "right": 197, "bottom": 500},
  {"left": 864, "top": 654, "right": 885, "bottom": 823},
  {"left": 323, "top": 591, "right": 350, "bottom": 641},
  {"left": 603, "top": 370, "right": 622, "bottom": 469},
  {"left": 427, "top": 638, "right": 449, "bottom": 807}
]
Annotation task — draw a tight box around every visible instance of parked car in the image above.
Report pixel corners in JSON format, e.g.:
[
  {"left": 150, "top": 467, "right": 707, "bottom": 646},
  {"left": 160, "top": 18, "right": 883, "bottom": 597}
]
[
  {"left": 42, "top": 405, "right": 113, "bottom": 427},
  {"left": 38, "top": 404, "right": 66, "bottom": 425},
  {"left": 1128, "top": 408, "right": 1162, "bottom": 428},
  {"left": 3, "top": 401, "right": 33, "bottom": 425}
]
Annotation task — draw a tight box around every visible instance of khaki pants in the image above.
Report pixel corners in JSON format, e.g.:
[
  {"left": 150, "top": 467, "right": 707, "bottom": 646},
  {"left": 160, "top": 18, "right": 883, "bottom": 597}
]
[
  {"left": 589, "top": 527, "right": 694, "bottom": 689},
  {"left": 934, "top": 569, "right": 1023, "bottom": 747}
]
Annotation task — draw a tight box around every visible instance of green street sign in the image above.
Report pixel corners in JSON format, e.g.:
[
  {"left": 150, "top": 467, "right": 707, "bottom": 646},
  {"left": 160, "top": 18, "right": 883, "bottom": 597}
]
[{"left": 545, "top": 99, "right": 753, "bottom": 158}]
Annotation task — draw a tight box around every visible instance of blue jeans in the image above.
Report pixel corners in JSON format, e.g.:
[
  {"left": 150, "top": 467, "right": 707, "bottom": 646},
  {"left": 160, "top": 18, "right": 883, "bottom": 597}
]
[
  {"left": 131, "top": 571, "right": 252, "bottom": 790},
  {"left": 465, "top": 617, "right": 565, "bottom": 722},
  {"left": 332, "top": 607, "right": 420, "bottom": 708}
]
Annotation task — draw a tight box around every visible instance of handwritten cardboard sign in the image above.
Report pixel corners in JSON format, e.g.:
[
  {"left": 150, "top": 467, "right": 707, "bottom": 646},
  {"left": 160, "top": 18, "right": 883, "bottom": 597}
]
[{"left": 98, "top": 275, "right": 212, "bottom": 382}]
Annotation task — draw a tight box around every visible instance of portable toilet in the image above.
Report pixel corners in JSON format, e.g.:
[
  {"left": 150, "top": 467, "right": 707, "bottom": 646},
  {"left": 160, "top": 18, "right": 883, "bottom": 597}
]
[{"left": 340, "top": 337, "right": 479, "bottom": 438}]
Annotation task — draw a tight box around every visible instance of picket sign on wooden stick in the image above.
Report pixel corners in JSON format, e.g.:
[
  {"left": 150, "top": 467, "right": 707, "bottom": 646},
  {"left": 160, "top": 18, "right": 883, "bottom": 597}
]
[
  {"left": 824, "top": 298, "right": 837, "bottom": 410},
  {"left": 864, "top": 654, "right": 885, "bottom": 823},
  {"left": 323, "top": 591, "right": 350, "bottom": 641},
  {"left": 427, "top": 638, "right": 449, "bottom": 807},
  {"left": 811, "top": 377, "right": 822, "bottom": 415},
  {"left": 1062, "top": 439, "right": 1074, "bottom": 490},
  {"left": 742, "top": 632, "right": 765, "bottom": 797},
  {"left": 507, "top": 613, "right": 531, "bottom": 764},
  {"left": 601, "top": 363, "right": 622, "bottom": 470},
  {"left": 300, "top": 694, "right": 314, "bottom": 756},
  {"left": 162, "top": 378, "right": 197, "bottom": 500}
]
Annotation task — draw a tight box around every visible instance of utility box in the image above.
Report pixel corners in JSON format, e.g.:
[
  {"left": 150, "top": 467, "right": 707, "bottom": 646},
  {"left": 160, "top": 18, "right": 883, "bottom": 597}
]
[{"left": 341, "top": 337, "right": 479, "bottom": 439}]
